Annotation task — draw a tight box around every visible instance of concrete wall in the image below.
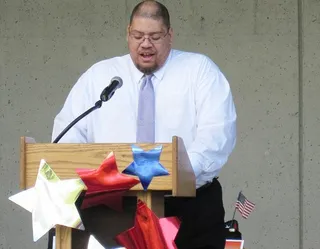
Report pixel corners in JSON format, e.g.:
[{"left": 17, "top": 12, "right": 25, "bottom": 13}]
[{"left": 0, "top": 0, "right": 318, "bottom": 248}]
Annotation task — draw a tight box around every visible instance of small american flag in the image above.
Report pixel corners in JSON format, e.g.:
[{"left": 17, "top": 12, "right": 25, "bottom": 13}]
[{"left": 235, "top": 192, "right": 255, "bottom": 219}]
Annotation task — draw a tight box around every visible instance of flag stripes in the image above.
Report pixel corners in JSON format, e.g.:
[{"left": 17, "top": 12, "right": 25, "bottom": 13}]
[{"left": 235, "top": 192, "right": 255, "bottom": 219}]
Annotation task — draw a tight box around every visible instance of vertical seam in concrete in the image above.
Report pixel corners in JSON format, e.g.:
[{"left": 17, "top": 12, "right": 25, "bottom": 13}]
[
  {"left": 125, "top": 0, "right": 129, "bottom": 24},
  {"left": 297, "top": 0, "right": 304, "bottom": 249},
  {"left": 253, "top": 0, "right": 258, "bottom": 35}
]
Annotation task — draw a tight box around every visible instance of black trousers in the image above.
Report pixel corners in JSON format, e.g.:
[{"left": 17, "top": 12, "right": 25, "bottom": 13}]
[{"left": 165, "top": 178, "right": 226, "bottom": 249}]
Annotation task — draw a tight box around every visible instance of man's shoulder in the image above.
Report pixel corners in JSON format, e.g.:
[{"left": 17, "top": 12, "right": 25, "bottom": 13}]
[
  {"left": 74, "top": 54, "right": 131, "bottom": 87},
  {"left": 88, "top": 54, "right": 130, "bottom": 72},
  {"left": 170, "top": 49, "right": 219, "bottom": 71},
  {"left": 171, "top": 49, "right": 209, "bottom": 60}
]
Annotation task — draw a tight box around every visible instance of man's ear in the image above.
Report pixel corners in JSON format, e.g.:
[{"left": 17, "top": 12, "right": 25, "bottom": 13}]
[
  {"left": 126, "top": 25, "right": 130, "bottom": 42},
  {"left": 168, "top": 27, "right": 173, "bottom": 45}
]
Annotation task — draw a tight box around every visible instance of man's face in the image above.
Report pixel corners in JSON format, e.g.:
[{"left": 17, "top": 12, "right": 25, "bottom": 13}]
[{"left": 127, "top": 16, "right": 173, "bottom": 74}]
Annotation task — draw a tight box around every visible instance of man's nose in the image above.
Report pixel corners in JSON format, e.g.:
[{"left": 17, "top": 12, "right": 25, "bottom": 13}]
[{"left": 140, "top": 37, "right": 153, "bottom": 47}]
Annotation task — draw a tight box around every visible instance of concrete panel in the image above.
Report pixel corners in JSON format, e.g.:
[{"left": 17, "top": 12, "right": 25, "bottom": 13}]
[
  {"left": 254, "top": 0, "right": 298, "bottom": 35},
  {"left": 218, "top": 34, "right": 299, "bottom": 249},
  {"left": 303, "top": 0, "right": 320, "bottom": 35},
  {"left": 0, "top": 1, "right": 129, "bottom": 248},
  {"left": 167, "top": 1, "right": 300, "bottom": 248},
  {"left": 302, "top": 1, "right": 320, "bottom": 248},
  {"left": 164, "top": 0, "right": 255, "bottom": 36}
]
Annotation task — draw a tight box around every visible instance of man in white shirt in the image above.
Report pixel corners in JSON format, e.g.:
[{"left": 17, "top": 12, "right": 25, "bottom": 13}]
[{"left": 52, "top": 1, "right": 237, "bottom": 249}]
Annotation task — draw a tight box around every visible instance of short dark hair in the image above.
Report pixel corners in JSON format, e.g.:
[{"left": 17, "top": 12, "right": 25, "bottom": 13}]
[{"left": 129, "top": 0, "right": 171, "bottom": 29}]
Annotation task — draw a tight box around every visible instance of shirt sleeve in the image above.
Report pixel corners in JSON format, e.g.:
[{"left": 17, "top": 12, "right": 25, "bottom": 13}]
[
  {"left": 187, "top": 56, "right": 237, "bottom": 180},
  {"left": 51, "top": 69, "right": 92, "bottom": 143}
]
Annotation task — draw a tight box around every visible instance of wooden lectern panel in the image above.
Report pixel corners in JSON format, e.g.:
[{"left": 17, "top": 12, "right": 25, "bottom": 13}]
[
  {"left": 20, "top": 136, "right": 196, "bottom": 197},
  {"left": 172, "top": 136, "right": 196, "bottom": 196},
  {"left": 22, "top": 142, "right": 173, "bottom": 190}
]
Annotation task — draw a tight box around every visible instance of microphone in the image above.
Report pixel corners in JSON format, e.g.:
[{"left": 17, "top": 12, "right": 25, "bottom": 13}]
[
  {"left": 100, "top": 76, "right": 123, "bottom": 102},
  {"left": 52, "top": 76, "right": 123, "bottom": 144}
]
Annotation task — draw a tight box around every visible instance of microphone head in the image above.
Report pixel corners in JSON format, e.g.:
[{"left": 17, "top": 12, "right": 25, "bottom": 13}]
[
  {"left": 111, "top": 76, "right": 123, "bottom": 89},
  {"left": 100, "top": 76, "right": 123, "bottom": 102}
]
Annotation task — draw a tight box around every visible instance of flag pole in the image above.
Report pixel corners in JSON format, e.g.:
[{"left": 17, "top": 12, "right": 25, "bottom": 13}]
[{"left": 230, "top": 191, "right": 242, "bottom": 229}]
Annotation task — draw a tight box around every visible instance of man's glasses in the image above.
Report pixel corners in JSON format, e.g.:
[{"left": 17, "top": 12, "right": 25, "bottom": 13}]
[{"left": 129, "top": 30, "right": 169, "bottom": 44}]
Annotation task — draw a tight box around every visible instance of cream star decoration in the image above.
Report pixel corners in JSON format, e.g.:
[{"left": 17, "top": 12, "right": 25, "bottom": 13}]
[{"left": 9, "top": 159, "right": 86, "bottom": 242}]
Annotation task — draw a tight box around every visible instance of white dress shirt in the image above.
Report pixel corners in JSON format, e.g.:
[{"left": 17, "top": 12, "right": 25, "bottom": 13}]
[{"left": 52, "top": 49, "right": 237, "bottom": 188}]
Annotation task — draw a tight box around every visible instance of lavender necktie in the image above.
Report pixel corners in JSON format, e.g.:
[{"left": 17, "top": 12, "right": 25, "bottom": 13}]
[{"left": 136, "top": 74, "right": 155, "bottom": 143}]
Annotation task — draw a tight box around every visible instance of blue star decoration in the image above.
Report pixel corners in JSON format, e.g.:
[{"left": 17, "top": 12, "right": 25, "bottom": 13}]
[{"left": 122, "top": 145, "right": 169, "bottom": 191}]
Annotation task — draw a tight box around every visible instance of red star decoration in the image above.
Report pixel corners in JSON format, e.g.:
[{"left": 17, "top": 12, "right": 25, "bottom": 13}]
[
  {"left": 76, "top": 152, "right": 140, "bottom": 211},
  {"left": 115, "top": 200, "right": 180, "bottom": 249}
]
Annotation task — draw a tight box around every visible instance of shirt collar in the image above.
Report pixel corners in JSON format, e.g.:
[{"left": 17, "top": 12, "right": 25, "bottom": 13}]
[{"left": 128, "top": 49, "right": 173, "bottom": 84}]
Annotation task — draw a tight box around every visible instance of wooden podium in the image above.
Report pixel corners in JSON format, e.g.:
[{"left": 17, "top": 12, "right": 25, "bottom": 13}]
[{"left": 20, "top": 136, "right": 196, "bottom": 249}]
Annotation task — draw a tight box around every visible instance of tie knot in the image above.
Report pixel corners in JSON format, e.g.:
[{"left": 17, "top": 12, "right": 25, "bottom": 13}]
[
  {"left": 141, "top": 74, "right": 153, "bottom": 89},
  {"left": 145, "top": 74, "right": 153, "bottom": 81}
]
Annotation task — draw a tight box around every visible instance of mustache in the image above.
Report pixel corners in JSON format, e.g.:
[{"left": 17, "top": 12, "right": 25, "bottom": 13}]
[{"left": 139, "top": 51, "right": 156, "bottom": 54}]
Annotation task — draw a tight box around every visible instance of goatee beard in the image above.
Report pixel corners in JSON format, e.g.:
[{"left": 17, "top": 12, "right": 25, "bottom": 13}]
[{"left": 136, "top": 63, "right": 159, "bottom": 74}]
